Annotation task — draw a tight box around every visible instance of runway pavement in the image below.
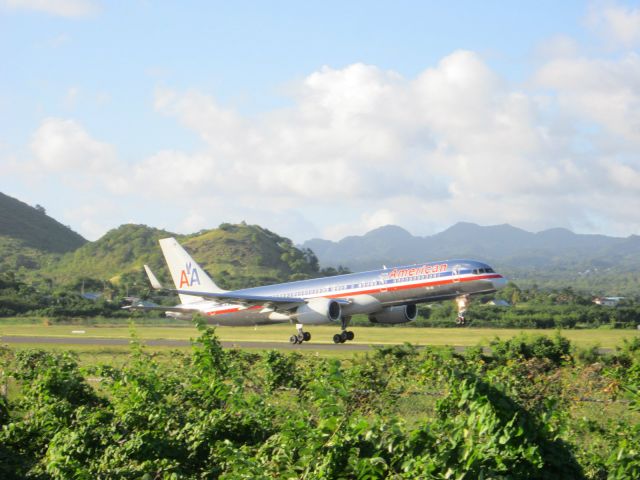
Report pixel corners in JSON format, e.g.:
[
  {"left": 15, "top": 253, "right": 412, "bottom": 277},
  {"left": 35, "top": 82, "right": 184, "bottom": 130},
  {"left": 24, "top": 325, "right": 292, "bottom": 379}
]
[
  {"left": 0, "top": 335, "right": 615, "bottom": 354},
  {"left": 0, "top": 335, "right": 377, "bottom": 351}
]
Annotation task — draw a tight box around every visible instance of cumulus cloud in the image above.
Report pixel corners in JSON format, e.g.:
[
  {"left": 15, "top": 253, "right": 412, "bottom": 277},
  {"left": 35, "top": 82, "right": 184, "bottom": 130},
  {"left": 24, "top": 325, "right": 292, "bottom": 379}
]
[
  {"left": 103, "top": 41, "right": 635, "bottom": 240},
  {"left": 27, "top": 117, "right": 130, "bottom": 200},
  {"left": 140, "top": 51, "right": 592, "bottom": 239},
  {"left": 535, "top": 53, "right": 640, "bottom": 144},
  {"left": 586, "top": 1, "right": 640, "bottom": 48},
  {"left": 31, "top": 118, "right": 116, "bottom": 172},
  {"left": 2, "top": 0, "right": 99, "bottom": 17}
]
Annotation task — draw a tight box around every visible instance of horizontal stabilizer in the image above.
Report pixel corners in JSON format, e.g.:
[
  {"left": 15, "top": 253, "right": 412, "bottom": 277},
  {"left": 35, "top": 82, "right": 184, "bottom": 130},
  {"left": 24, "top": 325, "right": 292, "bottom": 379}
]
[
  {"left": 144, "top": 265, "right": 164, "bottom": 290},
  {"left": 123, "top": 300, "right": 202, "bottom": 314}
]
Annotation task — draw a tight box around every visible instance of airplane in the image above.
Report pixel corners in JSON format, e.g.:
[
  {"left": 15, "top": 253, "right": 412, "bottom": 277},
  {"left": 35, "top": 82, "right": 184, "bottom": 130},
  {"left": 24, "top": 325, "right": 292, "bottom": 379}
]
[{"left": 127, "top": 237, "right": 507, "bottom": 344}]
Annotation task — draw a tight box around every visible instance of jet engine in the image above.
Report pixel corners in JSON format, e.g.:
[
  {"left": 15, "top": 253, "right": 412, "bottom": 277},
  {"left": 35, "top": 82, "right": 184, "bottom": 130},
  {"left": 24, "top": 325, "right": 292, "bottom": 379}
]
[
  {"left": 369, "top": 304, "right": 417, "bottom": 324},
  {"left": 295, "top": 297, "right": 342, "bottom": 325}
]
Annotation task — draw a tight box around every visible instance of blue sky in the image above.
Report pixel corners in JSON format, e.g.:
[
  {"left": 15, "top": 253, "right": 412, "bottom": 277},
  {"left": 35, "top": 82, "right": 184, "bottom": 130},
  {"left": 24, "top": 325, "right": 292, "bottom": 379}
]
[{"left": 1, "top": 1, "right": 640, "bottom": 242}]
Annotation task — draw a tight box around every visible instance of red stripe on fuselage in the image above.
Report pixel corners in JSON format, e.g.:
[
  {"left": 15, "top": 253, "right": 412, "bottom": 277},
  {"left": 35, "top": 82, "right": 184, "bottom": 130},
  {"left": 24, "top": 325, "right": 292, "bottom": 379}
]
[
  {"left": 204, "top": 274, "right": 503, "bottom": 316},
  {"left": 206, "top": 305, "right": 262, "bottom": 316}
]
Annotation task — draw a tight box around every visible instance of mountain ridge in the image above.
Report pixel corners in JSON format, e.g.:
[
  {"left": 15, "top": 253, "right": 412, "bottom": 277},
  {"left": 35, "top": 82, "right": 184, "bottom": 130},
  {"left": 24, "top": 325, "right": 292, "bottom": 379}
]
[
  {"left": 3, "top": 188, "right": 639, "bottom": 294},
  {"left": 301, "top": 222, "right": 640, "bottom": 294}
]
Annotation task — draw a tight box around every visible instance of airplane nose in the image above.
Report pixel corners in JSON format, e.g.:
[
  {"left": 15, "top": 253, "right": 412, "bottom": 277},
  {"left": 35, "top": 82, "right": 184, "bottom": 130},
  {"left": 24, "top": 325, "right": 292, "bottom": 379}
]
[{"left": 492, "top": 276, "right": 507, "bottom": 290}]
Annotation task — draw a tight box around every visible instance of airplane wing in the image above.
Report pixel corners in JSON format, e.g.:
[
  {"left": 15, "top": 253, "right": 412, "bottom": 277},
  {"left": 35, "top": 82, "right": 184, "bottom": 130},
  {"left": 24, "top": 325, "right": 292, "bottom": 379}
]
[
  {"left": 141, "top": 264, "right": 350, "bottom": 312},
  {"left": 168, "top": 288, "right": 349, "bottom": 313},
  {"left": 171, "top": 289, "right": 306, "bottom": 305}
]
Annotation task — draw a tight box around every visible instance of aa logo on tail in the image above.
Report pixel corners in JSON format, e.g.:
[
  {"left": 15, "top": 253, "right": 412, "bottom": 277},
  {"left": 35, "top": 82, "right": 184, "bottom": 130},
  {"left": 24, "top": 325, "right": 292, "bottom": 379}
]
[{"left": 179, "top": 262, "right": 201, "bottom": 288}]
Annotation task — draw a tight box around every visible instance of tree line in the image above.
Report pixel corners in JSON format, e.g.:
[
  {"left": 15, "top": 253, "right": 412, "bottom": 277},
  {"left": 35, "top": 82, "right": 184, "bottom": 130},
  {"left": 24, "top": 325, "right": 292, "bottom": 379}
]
[{"left": 2, "top": 272, "right": 640, "bottom": 328}]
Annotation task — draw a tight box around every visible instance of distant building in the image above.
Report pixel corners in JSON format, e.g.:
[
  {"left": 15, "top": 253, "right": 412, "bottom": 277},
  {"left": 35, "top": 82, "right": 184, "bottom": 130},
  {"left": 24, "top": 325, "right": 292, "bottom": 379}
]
[
  {"left": 81, "top": 292, "right": 102, "bottom": 301},
  {"left": 593, "top": 296, "right": 624, "bottom": 307},
  {"left": 486, "top": 299, "right": 511, "bottom": 307}
]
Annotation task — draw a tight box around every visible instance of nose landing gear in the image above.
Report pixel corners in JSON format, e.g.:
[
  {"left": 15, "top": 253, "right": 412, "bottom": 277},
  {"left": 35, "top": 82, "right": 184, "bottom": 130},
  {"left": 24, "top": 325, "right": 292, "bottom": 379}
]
[{"left": 455, "top": 295, "right": 469, "bottom": 326}]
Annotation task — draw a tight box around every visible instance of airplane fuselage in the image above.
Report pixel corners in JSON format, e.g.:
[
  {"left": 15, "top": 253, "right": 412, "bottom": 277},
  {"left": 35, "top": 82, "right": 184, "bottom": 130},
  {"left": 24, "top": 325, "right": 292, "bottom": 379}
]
[{"left": 173, "top": 259, "right": 506, "bottom": 326}]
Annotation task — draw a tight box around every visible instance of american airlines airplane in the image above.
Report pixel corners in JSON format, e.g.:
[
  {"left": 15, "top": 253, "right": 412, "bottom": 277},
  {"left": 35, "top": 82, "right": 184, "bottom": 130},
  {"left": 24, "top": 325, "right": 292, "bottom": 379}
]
[{"left": 128, "top": 238, "right": 507, "bottom": 344}]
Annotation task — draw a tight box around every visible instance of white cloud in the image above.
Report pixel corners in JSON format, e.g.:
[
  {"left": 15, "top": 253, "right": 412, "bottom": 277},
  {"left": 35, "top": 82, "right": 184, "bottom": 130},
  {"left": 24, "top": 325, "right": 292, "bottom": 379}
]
[
  {"left": 605, "top": 160, "right": 640, "bottom": 189},
  {"left": 586, "top": 1, "right": 640, "bottom": 48},
  {"left": 18, "top": 15, "right": 640, "bottom": 242},
  {"left": 535, "top": 53, "right": 640, "bottom": 144},
  {"left": 122, "top": 47, "right": 639, "bottom": 240},
  {"left": 2, "top": 0, "right": 99, "bottom": 17},
  {"left": 31, "top": 117, "right": 117, "bottom": 172}
]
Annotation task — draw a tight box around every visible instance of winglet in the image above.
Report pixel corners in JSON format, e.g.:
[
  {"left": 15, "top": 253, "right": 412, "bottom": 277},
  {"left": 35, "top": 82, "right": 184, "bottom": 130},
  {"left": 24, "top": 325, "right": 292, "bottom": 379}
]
[{"left": 144, "top": 265, "right": 164, "bottom": 290}]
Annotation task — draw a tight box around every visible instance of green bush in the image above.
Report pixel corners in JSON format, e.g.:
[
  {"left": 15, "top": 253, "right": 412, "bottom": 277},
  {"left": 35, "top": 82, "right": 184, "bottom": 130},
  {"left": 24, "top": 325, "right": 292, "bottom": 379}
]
[
  {"left": 0, "top": 328, "right": 637, "bottom": 478},
  {"left": 490, "top": 333, "right": 572, "bottom": 366}
]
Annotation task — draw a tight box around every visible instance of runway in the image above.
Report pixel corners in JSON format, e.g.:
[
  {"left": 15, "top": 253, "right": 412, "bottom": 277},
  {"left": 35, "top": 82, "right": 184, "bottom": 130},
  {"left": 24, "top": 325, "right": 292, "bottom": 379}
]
[
  {"left": 0, "top": 335, "right": 377, "bottom": 351},
  {"left": 0, "top": 335, "right": 615, "bottom": 354}
]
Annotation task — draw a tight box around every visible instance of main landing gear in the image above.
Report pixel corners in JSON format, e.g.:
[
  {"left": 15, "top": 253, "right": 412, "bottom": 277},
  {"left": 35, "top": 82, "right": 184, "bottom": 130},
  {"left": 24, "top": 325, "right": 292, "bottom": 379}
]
[
  {"left": 333, "top": 317, "right": 355, "bottom": 344},
  {"left": 289, "top": 323, "right": 311, "bottom": 344}
]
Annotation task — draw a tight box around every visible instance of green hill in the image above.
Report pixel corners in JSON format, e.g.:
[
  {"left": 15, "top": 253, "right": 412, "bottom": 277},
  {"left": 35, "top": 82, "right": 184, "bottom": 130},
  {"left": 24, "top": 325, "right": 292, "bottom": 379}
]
[
  {"left": 0, "top": 190, "right": 321, "bottom": 291},
  {"left": 40, "top": 222, "right": 320, "bottom": 290},
  {"left": 39, "top": 224, "right": 175, "bottom": 286},
  {"left": 0, "top": 192, "right": 87, "bottom": 275},
  {"left": 0, "top": 192, "right": 86, "bottom": 253},
  {"left": 180, "top": 223, "right": 319, "bottom": 289}
]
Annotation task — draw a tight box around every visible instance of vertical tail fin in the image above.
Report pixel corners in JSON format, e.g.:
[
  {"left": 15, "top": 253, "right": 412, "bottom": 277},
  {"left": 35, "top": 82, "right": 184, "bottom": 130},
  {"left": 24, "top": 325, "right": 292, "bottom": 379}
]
[{"left": 158, "top": 237, "right": 226, "bottom": 304}]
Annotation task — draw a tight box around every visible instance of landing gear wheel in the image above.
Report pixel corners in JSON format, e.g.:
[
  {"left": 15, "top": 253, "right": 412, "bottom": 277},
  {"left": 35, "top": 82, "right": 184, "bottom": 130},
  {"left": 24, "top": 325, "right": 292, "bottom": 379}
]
[
  {"left": 291, "top": 323, "right": 309, "bottom": 344},
  {"left": 331, "top": 316, "right": 353, "bottom": 344}
]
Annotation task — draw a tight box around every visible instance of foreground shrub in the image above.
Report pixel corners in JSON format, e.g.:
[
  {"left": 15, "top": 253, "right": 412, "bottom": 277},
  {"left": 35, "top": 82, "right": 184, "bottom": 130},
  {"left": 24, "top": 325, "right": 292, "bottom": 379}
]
[{"left": 491, "top": 332, "right": 572, "bottom": 367}]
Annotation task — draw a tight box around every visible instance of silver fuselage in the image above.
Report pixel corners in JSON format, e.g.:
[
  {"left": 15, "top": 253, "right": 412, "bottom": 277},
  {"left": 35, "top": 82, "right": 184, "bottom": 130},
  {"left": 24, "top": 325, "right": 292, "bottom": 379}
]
[{"left": 170, "top": 259, "right": 506, "bottom": 326}]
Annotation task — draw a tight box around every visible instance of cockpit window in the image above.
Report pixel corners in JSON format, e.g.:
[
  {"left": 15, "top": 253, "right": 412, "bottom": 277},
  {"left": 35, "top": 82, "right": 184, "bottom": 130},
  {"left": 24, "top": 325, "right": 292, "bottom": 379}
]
[{"left": 486, "top": 268, "right": 494, "bottom": 273}]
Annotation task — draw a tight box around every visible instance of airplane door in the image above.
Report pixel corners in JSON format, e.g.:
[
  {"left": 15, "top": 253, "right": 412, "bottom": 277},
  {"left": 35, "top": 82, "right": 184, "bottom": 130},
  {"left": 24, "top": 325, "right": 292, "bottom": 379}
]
[{"left": 452, "top": 264, "right": 461, "bottom": 283}]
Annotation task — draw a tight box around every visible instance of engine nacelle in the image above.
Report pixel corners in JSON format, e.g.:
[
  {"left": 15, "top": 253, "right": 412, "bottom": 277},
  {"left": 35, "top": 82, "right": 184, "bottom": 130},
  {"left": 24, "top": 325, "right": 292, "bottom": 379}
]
[
  {"left": 369, "top": 304, "right": 418, "bottom": 324},
  {"left": 295, "top": 297, "right": 342, "bottom": 325}
]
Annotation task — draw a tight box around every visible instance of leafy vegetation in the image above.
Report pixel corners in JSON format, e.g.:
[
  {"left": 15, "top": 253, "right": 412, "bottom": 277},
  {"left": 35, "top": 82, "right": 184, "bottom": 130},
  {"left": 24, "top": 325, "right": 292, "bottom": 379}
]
[
  {"left": 1, "top": 328, "right": 639, "bottom": 478},
  {"left": 412, "top": 283, "right": 640, "bottom": 329}
]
